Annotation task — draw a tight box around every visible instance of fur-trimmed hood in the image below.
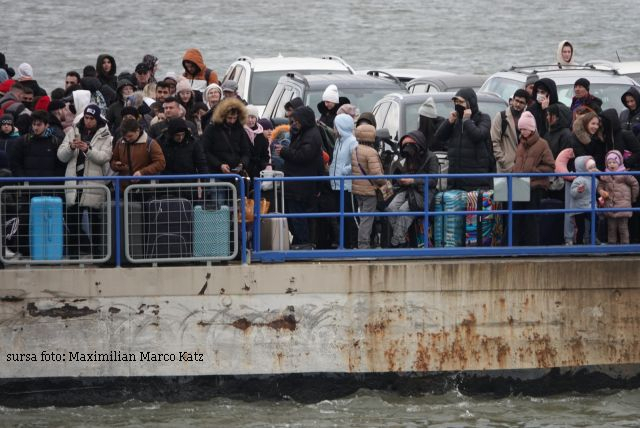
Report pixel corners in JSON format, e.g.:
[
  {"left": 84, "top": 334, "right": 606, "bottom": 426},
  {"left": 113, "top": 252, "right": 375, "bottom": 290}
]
[
  {"left": 212, "top": 97, "right": 247, "bottom": 126},
  {"left": 270, "top": 124, "right": 290, "bottom": 142}
]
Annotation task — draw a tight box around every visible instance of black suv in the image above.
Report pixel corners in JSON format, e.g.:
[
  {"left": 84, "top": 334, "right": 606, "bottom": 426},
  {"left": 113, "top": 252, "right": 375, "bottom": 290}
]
[{"left": 262, "top": 72, "right": 407, "bottom": 120}]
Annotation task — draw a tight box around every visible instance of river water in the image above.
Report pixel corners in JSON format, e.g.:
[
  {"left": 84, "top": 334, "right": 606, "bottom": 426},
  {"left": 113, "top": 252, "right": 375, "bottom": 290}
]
[{"left": 3, "top": 0, "right": 640, "bottom": 425}]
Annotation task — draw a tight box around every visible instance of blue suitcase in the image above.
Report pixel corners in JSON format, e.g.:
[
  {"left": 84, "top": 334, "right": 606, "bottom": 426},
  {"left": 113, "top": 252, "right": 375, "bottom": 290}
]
[
  {"left": 30, "top": 196, "right": 64, "bottom": 260},
  {"left": 434, "top": 190, "right": 466, "bottom": 247},
  {"left": 193, "top": 205, "right": 231, "bottom": 257}
]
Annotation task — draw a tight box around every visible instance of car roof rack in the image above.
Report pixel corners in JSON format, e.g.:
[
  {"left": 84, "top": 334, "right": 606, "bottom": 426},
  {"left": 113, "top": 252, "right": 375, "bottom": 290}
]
[
  {"left": 320, "top": 55, "right": 355, "bottom": 73},
  {"left": 284, "top": 71, "right": 310, "bottom": 88},
  {"left": 365, "top": 70, "right": 407, "bottom": 90},
  {"left": 507, "top": 64, "right": 619, "bottom": 75}
]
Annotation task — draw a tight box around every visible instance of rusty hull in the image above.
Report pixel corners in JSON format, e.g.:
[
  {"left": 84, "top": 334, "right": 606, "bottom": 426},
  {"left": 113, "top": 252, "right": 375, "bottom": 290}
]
[{"left": 0, "top": 258, "right": 639, "bottom": 378}]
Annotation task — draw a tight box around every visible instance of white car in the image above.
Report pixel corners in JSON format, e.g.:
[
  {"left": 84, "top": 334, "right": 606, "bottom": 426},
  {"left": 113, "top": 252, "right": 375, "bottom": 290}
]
[
  {"left": 221, "top": 55, "right": 354, "bottom": 115},
  {"left": 583, "top": 60, "right": 640, "bottom": 82}
]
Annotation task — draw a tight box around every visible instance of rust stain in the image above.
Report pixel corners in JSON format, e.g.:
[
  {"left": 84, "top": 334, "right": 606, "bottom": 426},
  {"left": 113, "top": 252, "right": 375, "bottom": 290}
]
[
  {"left": 219, "top": 288, "right": 225, "bottom": 295},
  {"left": 242, "top": 283, "right": 250, "bottom": 292},
  {"left": 197, "top": 320, "right": 211, "bottom": 327},
  {"left": 72, "top": 298, "right": 87, "bottom": 303},
  {"left": 0, "top": 296, "right": 25, "bottom": 302},
  {"left": 276, "top": 352, "right": 284, "bottom": 366},
  {"left": 285, "top": 288, "right": 297, "bottom": 294},
  {"left": 108, "top": 307, "right": 121, "bottom": 314},
  {"left": 231, "top": 314, "right": 297, "bottom": 332},
  {"left": 26, "top": 302, "right": 97, "bottom": 319}
]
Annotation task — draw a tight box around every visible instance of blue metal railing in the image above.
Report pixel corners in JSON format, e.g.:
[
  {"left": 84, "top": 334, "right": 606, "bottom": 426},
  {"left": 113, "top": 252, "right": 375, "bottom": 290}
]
[
  {"left": 0, "top": 174, "right": 248, "bottom": 266},
  {"left": 2, "top": 171, "right": 640, "bottom": 266},
  {"left": 252, "top": 171, "right": 640, "bottom": 262}
]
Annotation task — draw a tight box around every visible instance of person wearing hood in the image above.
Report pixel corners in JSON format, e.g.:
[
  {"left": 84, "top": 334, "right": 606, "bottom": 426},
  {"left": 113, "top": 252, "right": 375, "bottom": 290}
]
[
  {"left": 435, "top": 87, "right": 492, "bottom": 190},
  {"left": 181, "top": 48, "right": 219, "bottom": 92},
  {"left": 57, "top": 104, "right": 112, "bottom": 257},
  {"left": 570, "top": 78, "right": 602, "bottom": 116},
  {"left": 556, "top": 40, "right": 576, "bottom": 67},
  {"left": 157, "top": 118, "right": 208, "bottom": 185},
  {"left": 570, "top": 155, "right": 601, "bottom": 244},
  {"left": 385, "top": 130, "right": 439, "bottom": 248},
  {"left": 597, "top": 150, "right": 639, "bottom": 244},
  {"left": 243, "top": 105, "right": 270, "bottom": 180},
  {"left": 511, "top": 111, "right": 555, "bottom": 246},
  {"left": 96, "top": 54, "right": 117, "bottom": 91},
  {"left": 317, "top": 84, "right": 349, "bottom": 129},
  {"left": 620, "top": 87, "right": 640, "bottom": 137},
  {"left": 278, "top": 105, "right": 324, "bottom": 246},
  {"left": 527, "top": 78, "right": 569, "bottom": 138},
  {"left": 491, "top": 89, "right": 529, "bottom": 173},
  {"left": 327, "top": 113, "right": 359, "bottom": 248},
  {"left": 545, "top": 103, "right": 573, "bottom": 158},
  {"left": 200, "top": 97, "right": 251, "bottom": 174},
  {"left": 106, "top": 78, "right": 136, "bottom": 133},
  {"left": 351, "top": 124, "right": 388, "bottom": 249},
  {"left": 599, "top": 108, "right": 640, "bottom": 170}
]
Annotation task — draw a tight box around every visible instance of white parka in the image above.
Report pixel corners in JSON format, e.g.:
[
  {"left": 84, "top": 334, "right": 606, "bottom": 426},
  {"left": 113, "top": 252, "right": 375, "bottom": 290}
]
[{"left": 57, "top": 124, "right": 113, "bottom": 207}]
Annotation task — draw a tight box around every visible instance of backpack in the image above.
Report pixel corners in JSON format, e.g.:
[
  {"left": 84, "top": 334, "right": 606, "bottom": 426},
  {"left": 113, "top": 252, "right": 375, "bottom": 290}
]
[
  {"left": 500, "top": 110, "right": 508, "bottom": 140},
  {"left": 316, "top": 121, "right": 337, "bottom": 163}
]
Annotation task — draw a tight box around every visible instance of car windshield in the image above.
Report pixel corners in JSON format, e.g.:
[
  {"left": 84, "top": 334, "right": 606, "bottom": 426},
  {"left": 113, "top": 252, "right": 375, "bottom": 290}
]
[
  {"left": 556, "top": 83, "right": 633, "bottom": 111},
  {"left": 480, "top": 77, "right": 523, "bottom": 103},
  {"left": 249, "top": 70, "right": 351, "bottom": 105},
  {"left": 404, "top": 99, "right": 506, "bottom": 133},
  {"left": 306, "top": 88, "right": 401, "bottom": 118}
]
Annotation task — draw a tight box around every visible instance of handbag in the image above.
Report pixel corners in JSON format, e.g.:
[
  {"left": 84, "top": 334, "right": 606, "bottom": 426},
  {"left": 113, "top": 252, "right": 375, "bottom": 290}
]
[{"left": 355, "top": 147, "right": 394, "bottom": 210}]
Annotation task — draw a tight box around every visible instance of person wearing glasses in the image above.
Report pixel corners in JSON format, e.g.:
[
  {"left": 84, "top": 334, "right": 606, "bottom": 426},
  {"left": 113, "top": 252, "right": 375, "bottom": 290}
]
[{"left": 491, "top": 89, "right": 529, "bottom": 173}]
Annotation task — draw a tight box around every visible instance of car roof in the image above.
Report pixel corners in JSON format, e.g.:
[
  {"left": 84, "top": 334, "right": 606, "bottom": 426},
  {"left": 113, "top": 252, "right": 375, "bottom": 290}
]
[
  {"left": 232, "top": 56, "right": 353, "bottom": 72},
  {"left": 376, "top": 91, "right": 506, "bottom": 105},
  {"left": 356, "top": 68, "right": 455, "bottom": 81},
  {"left": 280, "top": 73, "right": 407, "bottom": 90},
  {"left": 407, "top": 74, "right": 488, "bottom": 88},
  {"left": 487, "top": 68, "right": 638, "bottom": 86},
  {"left": 583, "top": 60, "right": 640, "bottom": 76}
]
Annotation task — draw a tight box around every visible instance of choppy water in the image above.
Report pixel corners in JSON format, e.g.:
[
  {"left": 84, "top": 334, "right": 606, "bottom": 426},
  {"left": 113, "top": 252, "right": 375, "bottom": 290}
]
[
  {"left": 2, "top": 0, "right": 639, "bottom": 93},
  {"left": 2, "top": 388, "right": 640, "bottom": 427},
  {"left": 3, "top": 0, "right": 640, "bottom": 424}
]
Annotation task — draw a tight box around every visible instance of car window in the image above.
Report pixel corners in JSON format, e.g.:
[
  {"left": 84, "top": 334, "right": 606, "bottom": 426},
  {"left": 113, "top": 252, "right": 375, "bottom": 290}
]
[
  {"left": 481, "top": 77, "right": 523, "bottom": 103},
  {"left": 263, "top": 85, "right": 285, "bottom": 118},
  {"left": 385, "top": 102, "right": 400, "bottom": 141},
  {"left": 408, "top": 83, "right": 425, "bottom": 94},
  {"left": 556, "top": 83, "right": 632, "bottom": 111},
  {"left": 236, "top": 66, "right": 247, "bottom": 98},
  {"left": 305, "top": 88, "right": 401, "bottom": 118},
  {"left": 373, "top": 102, "right": 390, "bottom": 127},
  {"left": 249, "top": 70, "right": 350, "bottom": 106},
  {"left": 274, "top": 88, "right": 297, "bottom": 118}
]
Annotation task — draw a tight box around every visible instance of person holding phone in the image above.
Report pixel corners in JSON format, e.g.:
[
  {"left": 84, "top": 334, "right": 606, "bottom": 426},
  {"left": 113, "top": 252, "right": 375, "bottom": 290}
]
[
  {"left": 435, "top": 87, "right": 493, "bottom": 190},
  {"left": 57, "top": 104, "right": 113, "bottom": 258}
]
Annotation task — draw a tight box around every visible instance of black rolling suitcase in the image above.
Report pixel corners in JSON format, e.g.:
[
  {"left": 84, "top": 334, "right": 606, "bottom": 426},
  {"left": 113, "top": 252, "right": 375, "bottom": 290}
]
[{"left": 145, "top": 198, "right": 193, "bottom": 259}]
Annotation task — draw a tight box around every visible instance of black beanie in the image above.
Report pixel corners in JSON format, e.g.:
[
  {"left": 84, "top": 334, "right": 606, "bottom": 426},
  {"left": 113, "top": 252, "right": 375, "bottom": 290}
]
[
  {"left": 574, "top": 78, "right": 590, "bottom": 92},
  {"left": 0, "top": 114, "right": 13, "bottom": 126},
  {"left": 47, "top": 100, "right": 66, "bottom": 112},
  {"left": 120, "top": 106, "right": 139, "bottom": 118},
  {"left": 167, "top": 118, "right": 189, "bottom": 136}
]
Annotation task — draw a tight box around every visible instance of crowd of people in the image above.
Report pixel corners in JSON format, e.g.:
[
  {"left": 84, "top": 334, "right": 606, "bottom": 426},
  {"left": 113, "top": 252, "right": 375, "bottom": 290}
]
[{"left": 1, "top": 41, "right": 640, "bottom": 253}]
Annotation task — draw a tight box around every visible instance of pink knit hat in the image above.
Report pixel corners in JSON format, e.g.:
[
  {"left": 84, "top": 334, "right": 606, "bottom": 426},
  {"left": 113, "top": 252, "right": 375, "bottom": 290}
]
[{"left": 518, "top": 111, "right": 536, "bottom": 132}]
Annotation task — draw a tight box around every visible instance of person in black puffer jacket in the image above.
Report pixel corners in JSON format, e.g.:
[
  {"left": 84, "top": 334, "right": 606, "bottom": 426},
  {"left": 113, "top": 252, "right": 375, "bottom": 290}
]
[
  {"left": 278, "top": 105, "right": 324, "bottom": 246},
  {"left": 9, "top": 110, "right": 65, "bottom": 182},
  {"left": 435, "top": 87, "right": 492, "bottom": 190},
  {"left": 620, "top": 87, "right": 640, "bottom": 137}
]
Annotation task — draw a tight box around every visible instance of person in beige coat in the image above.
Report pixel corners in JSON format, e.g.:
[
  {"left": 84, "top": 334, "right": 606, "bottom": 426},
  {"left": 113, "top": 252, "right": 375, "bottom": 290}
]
[
  {"left": 491, "top": 89, "right": 529, "bottom": 173},
  {"left": 57, "top": 104, "right": 113, "bottom": 257},
  {"left": 351, "top": 124, "right": 388, "bottom": 249}
]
